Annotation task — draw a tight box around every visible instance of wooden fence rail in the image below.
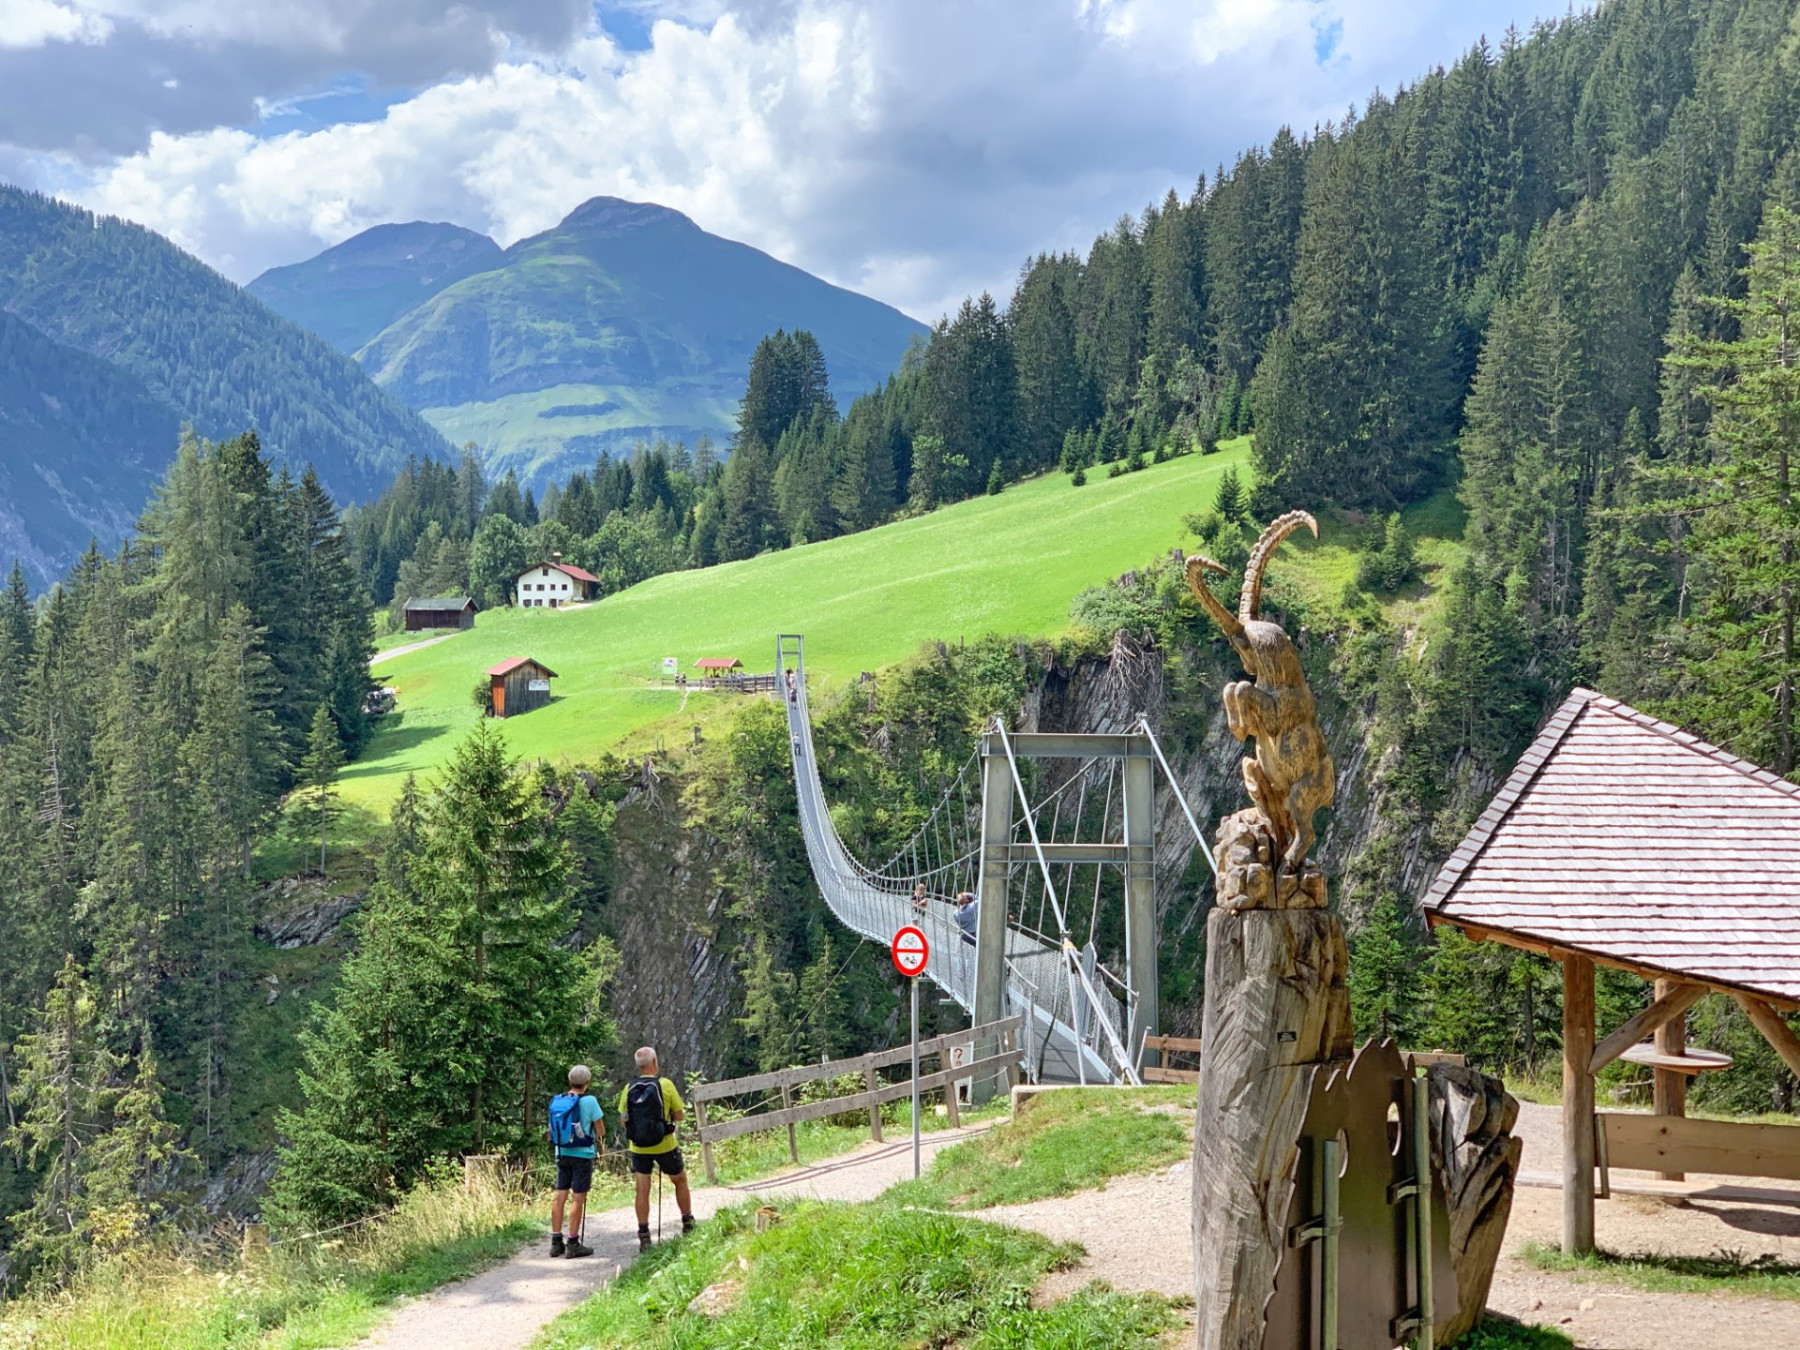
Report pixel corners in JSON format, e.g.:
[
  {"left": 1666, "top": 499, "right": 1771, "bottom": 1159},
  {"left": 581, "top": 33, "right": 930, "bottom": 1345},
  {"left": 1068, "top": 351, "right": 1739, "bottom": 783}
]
[
  {"left": 1141, "top": 1034, "right": 1203, "bottom": 1085},
  {"left": 690, "top": 1016, "right": 1023, "bottom": 1183}
]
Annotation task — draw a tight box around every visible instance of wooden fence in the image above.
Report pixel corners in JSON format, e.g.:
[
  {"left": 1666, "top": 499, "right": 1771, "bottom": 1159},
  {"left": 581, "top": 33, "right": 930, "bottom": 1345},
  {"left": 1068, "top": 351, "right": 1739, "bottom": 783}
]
[
  {"left": 688, "top": 1016, "right": 1023, "bottom": 1183},
  {"left": 1600, "top": 1112, "right": 1800, "bottom": 1187},
  {"left": 1141, "top": 1034, "right": 1203, "bottom": 1084}
]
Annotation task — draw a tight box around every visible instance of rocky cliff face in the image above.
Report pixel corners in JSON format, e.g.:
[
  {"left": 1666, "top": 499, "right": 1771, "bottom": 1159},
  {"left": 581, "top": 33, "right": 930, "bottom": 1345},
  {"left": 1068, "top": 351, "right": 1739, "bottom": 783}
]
[{"left": 604, "top": 782, "right": 742, "bottom": 1078}]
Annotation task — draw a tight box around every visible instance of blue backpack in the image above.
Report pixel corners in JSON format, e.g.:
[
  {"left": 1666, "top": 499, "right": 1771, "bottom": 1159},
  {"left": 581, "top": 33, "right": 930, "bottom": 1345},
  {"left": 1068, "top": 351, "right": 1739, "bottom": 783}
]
[{"left": 548, "top": 1091, "right": 595, "bottom": 1152}]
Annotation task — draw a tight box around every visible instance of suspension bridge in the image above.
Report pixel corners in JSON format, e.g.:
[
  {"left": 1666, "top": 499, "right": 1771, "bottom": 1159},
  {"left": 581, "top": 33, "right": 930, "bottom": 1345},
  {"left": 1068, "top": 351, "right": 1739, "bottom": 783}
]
[{"left": 776, "top": 634, "right": 1217, "bottom": 1092}]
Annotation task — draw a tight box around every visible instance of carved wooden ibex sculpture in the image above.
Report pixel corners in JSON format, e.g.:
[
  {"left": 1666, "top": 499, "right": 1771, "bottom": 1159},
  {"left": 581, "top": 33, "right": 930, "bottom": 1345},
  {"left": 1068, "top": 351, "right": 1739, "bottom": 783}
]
[{"left": 1187, "top": 510, "right": 1333, "bottom": 873}]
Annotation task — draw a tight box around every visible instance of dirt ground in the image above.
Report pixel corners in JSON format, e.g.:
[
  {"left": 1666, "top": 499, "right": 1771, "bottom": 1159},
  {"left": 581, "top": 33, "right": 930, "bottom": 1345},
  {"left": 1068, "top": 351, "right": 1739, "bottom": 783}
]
[
  {"left": 989, "top": 1101, "right": 1800, "bottom": 1350},
  {"left": 352, "top": 1101, "right": 1800, "bottom": 1350}
]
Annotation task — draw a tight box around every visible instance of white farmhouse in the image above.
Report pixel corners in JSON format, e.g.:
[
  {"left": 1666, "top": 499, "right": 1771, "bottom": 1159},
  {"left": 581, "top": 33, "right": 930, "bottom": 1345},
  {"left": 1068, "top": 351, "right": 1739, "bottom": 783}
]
[{"left": 513, "top": 556, "right": 600, "bottom": 608}]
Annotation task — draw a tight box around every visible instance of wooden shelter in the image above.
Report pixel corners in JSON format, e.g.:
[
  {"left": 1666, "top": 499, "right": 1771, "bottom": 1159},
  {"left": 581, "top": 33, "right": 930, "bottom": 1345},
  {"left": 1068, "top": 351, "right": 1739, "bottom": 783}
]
[
  {"left": 694, "top": 657, "right": 744, "bottom": 680},
  {"left": 402, "top": 596, "right": 476, "bottom": 631},
  {"left": 1425, "top": 688, "right": 1800, "bottom": 1254},
  {"left": 486, "top": 657, "right": 557, "bottom": 719}
]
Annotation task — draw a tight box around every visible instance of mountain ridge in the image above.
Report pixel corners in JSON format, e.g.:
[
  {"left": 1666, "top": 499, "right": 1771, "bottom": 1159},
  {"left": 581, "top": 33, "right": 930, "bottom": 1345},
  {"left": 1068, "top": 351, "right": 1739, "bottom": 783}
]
[
  {"left": 0, "top": 183, "right": 456, "bottom": 588},
  {"left": 254, "top": 195, "right": 928, "bottom": 483}
]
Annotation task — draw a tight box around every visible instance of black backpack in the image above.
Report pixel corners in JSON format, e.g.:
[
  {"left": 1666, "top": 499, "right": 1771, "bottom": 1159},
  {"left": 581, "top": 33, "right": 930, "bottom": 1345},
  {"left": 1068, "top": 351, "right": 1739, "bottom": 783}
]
[{"left": 624, "top": 1076, "right": 670, "bottom": 1148}]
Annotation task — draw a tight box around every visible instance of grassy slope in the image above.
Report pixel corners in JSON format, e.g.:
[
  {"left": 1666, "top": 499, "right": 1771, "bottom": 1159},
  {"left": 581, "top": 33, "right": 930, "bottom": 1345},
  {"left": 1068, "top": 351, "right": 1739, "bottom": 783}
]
[
  {"left": 348, "top": 443, "right": 1473, "bottom": 811},
  {"left": 345, "top": 442, "right": 1252, "bottom": 807}
]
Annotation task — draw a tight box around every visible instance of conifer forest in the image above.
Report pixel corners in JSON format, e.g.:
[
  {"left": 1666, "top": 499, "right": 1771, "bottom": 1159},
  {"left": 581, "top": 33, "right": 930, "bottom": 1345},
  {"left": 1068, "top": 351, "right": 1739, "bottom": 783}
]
[{"left": 4, "top": 0, "right": 1800, "bottom": 1296}]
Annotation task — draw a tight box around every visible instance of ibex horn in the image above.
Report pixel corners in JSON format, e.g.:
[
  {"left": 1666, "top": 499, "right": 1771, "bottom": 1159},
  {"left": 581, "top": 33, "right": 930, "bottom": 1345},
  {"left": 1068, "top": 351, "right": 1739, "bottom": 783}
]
[
  {"left": 1185, "top": 555, "right": 1243, "bottom": 639},
  {"left": 1239, "top": 510, "right": 1318, "bottom": 623}
]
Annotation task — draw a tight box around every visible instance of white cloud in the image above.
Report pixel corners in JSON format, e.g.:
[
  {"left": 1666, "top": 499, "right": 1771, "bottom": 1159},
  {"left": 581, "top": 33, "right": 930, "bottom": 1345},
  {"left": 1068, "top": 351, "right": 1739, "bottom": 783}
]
[
  {"left": 0, "top": 0, "right": 111, "bottom": 50},
  {"left": 34, "top": 0, "right": 1558, "bottom": 320}
]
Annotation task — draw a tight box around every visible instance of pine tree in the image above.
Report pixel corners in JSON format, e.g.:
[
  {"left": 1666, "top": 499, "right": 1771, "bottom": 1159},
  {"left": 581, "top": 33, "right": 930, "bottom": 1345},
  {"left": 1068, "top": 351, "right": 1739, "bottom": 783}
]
[
  {"left": 1348, "top": 895, "right": 1419, "bottom": 1044},
  {"left": 293, "top": 706, "right": 345, "bottom": 873},
  {"left": 1213, "top": 466, "right": 1248, "bottom": 525},
  {"left": 7, "top": 957, "right": 108, "bottom": 1283},
  {"left": 3, "top": 560, "right": 31, "bottom": 664},
  {"left": 986, "top": 459, "right": 1005, "bottom": 495},
  {"left": 1669, "top": 205, "right": 1800, "bottom": 774},
  {"left": 720, "top": 437, "right": 780, "bottom": 561}
]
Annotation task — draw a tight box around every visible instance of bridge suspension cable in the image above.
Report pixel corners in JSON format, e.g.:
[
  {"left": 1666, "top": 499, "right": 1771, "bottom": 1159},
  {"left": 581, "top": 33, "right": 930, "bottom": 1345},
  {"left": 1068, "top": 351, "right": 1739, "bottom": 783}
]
[{"left": 775, "top": 635, "right": 1213, "bottom": 1086}]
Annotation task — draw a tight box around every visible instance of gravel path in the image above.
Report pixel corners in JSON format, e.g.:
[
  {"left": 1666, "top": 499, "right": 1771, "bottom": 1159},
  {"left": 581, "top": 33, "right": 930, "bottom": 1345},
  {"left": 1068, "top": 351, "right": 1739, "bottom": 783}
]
[
  {"left": 351, "top": 1125, "right": 994, "bottom": 1350},
  {"left": 353, "top": 1101, "right": 1800, "bottom": 1350},
  {"left": 984, "top": 1101, "right": 1800, "bottom": 1350},
  {"left": 370, "top": 634, "right": 457, "bottom": 666}
]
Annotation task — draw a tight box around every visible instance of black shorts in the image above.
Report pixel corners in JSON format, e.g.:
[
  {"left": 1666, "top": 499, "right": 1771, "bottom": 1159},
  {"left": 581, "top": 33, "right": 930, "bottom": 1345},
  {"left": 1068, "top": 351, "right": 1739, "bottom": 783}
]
[
  {"left": 554, "top": 1155, "right": 595, "bottom": 1194},
  {"left": 628, "top": 1148, "right": 684, "bottom": 1177}
]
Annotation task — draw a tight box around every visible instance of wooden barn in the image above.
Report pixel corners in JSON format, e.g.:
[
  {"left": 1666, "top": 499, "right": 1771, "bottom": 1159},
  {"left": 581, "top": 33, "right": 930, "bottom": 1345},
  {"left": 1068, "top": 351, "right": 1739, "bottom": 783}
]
[
  {"left": 487, "top": 657, "right": 557, "bottom": 718},
  {"left": 403, "top": 596, "right": 477, "bottom": 631}
]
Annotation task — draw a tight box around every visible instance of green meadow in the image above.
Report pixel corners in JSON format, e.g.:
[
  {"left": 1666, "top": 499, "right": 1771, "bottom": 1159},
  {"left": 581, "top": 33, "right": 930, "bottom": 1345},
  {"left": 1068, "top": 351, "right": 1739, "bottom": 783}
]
[
  {"left": 347, "top": 437, "right": 1469, "bottom": 812},
  {"left": 346, "top": 443, "right": 1249, "bottom": 807}
]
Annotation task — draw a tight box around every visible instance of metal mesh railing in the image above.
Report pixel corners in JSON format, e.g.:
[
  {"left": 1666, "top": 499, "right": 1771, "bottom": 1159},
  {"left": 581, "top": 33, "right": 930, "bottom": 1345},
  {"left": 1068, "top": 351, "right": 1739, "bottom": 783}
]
[{"left": 777, "top": 636, "right": 1127, "bottom": 1083}]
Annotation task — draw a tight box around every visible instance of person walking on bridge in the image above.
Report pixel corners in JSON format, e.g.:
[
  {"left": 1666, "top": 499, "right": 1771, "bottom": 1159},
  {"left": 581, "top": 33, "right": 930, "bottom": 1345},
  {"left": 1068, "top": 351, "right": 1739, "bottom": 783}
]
[
  {"left": 620, "top": 1046, "right": 695, "bottom": 1252},
  {"left": 547, "top": 1064, "right": 603, "bottom": 1258},
  {"left": 954, "top": 891, "right": 978, "bottom": 946}
]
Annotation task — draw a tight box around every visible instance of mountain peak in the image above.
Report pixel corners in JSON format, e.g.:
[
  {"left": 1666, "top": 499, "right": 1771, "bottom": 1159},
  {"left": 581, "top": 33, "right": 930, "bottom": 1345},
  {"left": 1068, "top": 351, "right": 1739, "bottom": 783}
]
[{"left": 555, "top": 196, "right": 696, "bottom": 236}]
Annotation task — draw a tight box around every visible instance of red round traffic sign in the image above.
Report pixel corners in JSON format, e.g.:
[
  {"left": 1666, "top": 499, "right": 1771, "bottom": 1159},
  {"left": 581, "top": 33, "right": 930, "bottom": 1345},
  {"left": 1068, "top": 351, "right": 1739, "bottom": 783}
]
[{"left": 891, "top": 925, "right": 929, "bottom": 978}]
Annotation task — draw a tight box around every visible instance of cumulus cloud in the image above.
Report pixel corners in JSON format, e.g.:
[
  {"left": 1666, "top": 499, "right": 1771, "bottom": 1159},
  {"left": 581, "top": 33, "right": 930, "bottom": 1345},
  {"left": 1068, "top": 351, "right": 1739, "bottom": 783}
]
[
  {"left": 23, "top": 0, "right": 1554, "bottom": 319},
  {"left": 0, "top": 0, "right": 111, "bottom": 50},
  {"left": 0, "top": 1, "right": 588, "bottom": 155}
]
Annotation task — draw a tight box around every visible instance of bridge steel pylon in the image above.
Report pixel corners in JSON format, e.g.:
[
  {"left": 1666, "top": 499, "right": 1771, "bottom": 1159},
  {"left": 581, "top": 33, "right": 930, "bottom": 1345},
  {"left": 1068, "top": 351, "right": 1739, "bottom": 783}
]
[{"left": 974, "top": 729, "right": 1161, "bottom": 1093}]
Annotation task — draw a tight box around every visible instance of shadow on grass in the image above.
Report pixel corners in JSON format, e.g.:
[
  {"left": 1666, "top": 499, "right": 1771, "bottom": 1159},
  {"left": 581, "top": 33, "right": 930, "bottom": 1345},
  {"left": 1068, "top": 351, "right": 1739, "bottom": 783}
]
[{"left": 338, "top": 717, "right": 452, "bottom": 780}]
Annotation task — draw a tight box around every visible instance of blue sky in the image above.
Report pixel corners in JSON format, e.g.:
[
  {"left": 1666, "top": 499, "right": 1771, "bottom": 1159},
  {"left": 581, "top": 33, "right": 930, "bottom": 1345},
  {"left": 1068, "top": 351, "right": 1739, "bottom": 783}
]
[{"left": 1, "top": 1, "right": 1574, "bottom": 321}]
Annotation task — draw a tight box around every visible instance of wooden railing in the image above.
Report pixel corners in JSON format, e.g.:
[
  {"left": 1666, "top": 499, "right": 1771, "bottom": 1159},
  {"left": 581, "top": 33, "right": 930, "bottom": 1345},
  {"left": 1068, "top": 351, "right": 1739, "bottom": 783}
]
[
  {"left": 1141, "top": 1034, "right": 1203, "bottom": 1084},
  {"left": 1599, "top": 1112, "right": 1800, "bottom": 1188},
  {"left": 688, "top": 1016, "right": 1023, "bottom": 1183}
]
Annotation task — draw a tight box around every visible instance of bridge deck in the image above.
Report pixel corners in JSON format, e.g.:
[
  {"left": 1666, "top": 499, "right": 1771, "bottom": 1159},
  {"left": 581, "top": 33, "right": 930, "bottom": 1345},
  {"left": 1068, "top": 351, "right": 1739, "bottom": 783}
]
[{"left": 778, "top": 638, "right": 1124, "bottom": 1084}]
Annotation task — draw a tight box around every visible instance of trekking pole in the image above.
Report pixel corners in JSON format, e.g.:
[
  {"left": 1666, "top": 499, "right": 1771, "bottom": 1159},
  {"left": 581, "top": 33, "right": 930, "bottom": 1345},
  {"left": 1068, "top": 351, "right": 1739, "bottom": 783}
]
[{"left": 657, "top": 1167, "right": 663, "bottom": 1243}]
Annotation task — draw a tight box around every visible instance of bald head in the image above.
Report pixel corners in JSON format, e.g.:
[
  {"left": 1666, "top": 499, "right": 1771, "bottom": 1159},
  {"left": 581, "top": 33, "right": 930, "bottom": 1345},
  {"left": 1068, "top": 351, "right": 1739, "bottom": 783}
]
[{"left": 634, "top": 1046, "right": 659, "bottom": 1075}]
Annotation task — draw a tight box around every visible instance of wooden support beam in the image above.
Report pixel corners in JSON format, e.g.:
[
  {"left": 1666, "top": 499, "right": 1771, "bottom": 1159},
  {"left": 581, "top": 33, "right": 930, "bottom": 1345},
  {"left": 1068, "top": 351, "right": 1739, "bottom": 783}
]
[
  {"left": 865, "top": 1066, "right": 883, "bottom": 1142},
  {"left": 1563, "top": 953, "right": 1596, "bottom": 1257},
  {"left": 1589, "top": 981, "right": 1709, "bottom": 1075},
  {"left": 1732, "top": 992, "right": 1800, "bottom": 1082},
  {"left": 1652, "top": 978, "right": 1689, "bottom": 1181},
  {"left": 780, "top": 1083, "right": 799, "bottom": 1164}
]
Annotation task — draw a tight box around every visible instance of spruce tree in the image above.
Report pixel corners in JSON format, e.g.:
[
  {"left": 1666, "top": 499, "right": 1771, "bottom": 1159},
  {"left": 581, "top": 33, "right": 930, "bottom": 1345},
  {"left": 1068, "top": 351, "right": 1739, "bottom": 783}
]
[
  {"left": 1669, "top": 205, "right": 1800, "bottom": 774},
  {"left": 294, "top": 705, "right": 345, "bottom": 873},
  {"left": 1213, "top": 465, "right": 1248, "bottom": 525}
]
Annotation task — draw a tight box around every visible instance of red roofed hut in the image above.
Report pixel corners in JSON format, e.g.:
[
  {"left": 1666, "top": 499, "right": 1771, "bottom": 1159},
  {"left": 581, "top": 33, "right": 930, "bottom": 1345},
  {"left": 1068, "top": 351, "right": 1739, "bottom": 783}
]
[
  {"left": 694, "top": 657, "right": 743, "bottom": 680},
  {"left": 1426, "top": 688, "right": 1800, "bottom": 1255},
  {"left": 486, "top": 657, "right": 557, "bottom": 718}
]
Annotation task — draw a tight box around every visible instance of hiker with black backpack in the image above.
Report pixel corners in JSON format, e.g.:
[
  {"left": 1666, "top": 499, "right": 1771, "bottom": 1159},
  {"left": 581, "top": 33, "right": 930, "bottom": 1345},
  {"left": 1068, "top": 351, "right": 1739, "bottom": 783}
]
[
  {"left": 547, "top": 1064, "right": 604, "bottom": 1258},
  {"left": 617, "top": 1046, "right": 695, "bottom": 1252}
]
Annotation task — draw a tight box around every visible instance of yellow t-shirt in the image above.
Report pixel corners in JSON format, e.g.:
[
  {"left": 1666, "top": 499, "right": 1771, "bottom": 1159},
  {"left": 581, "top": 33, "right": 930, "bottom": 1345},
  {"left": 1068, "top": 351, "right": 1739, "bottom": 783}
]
[{"left": 617, "top": 1076, "right": 684, "bottom": 1154}]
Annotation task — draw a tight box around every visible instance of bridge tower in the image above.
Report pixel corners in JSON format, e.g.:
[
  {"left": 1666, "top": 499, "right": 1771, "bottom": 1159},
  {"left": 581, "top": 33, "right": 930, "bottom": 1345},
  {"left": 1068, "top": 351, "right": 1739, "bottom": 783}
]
[{"left": 972, "top": 728, "right": 1161, "bottom": 1099}]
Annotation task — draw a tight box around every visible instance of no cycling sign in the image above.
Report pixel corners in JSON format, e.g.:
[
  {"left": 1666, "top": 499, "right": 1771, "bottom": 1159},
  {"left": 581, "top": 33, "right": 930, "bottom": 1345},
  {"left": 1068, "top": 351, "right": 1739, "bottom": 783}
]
[{"left": 891, "top": 925, "right": 929, "bottom": 978}]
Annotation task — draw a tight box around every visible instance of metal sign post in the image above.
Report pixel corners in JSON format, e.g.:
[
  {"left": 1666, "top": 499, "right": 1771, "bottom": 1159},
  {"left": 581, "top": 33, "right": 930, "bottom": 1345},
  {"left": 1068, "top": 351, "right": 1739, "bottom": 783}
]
[{"left": 891, "top": 926, "right": 930, "bottom": 1179}]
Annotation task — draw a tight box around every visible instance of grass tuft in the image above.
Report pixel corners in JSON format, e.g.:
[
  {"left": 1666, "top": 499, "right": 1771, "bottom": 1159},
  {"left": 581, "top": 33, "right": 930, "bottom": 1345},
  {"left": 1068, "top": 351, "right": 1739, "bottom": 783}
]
[
  {"left": 1449, "top": 1315, "right": 1576, "bottom": 1349},
  {"left": 0, "top": 1169, "right": 618, "bottom": 1350},
  {"left": 891, "top": 1086, "right": 1192, "bottom": 1211},
  {"left": 1522, "top": 1240, "right": 1800, "bottom": 1303},
  {"left": 530, "top": 1200, "right": 1177, "bottom": 1350}
]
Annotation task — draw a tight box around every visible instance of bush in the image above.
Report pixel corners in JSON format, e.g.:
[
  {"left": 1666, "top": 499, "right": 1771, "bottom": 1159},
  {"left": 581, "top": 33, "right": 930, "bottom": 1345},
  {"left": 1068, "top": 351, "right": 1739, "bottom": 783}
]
[{"left": 471, "top": 679, "right": 494, "bottom": 715}]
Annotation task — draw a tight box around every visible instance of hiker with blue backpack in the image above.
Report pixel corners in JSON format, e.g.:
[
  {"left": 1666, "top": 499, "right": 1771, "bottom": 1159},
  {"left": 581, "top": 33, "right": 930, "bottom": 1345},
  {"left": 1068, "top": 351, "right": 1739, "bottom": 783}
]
[
  {"left": 547, "top": 1064, "right": 604, "bottom": 1258},
  {"left": 618, "top": 1046, "right": 695, "bottom": 1253}
]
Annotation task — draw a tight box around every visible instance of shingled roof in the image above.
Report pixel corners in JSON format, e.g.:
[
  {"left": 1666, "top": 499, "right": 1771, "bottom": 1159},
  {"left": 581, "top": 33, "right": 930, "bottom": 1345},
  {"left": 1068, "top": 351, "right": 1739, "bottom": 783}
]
[{"left": 1424, "top": 687, "right": 1800, "bottom": 1005}]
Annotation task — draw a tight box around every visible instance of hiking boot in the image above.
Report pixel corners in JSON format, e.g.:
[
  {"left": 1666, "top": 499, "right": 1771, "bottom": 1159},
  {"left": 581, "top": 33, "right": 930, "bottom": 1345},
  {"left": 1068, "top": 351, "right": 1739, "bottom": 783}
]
[
  {"left": 637, "top": 1227, "right": 652, "bottom": 1253},
  {"left": 681, "top": 1213, "right": 696, "bottom": 1234},
  {"left": 549, "top": 1234, "right": 565, "bottom": 1258},
  {"left": 564, "top": 1238, "right": 593, "bottom": 1259}
]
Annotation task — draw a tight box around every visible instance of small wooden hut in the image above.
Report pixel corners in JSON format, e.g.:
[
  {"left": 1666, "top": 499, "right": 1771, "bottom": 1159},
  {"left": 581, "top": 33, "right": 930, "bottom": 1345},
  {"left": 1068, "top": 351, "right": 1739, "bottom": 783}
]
[
  {"left": 403, "top": 596, "right": 477, "bottom": 631},
  {"left": 486, "top": 657, "right": 557, "bottom": 718},
  {"left": 1426, "top": 688, "right": 1800, "bottom": 1255},
  {"left": 694, "top": 657, "right": 744, "bottom": 681}
]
